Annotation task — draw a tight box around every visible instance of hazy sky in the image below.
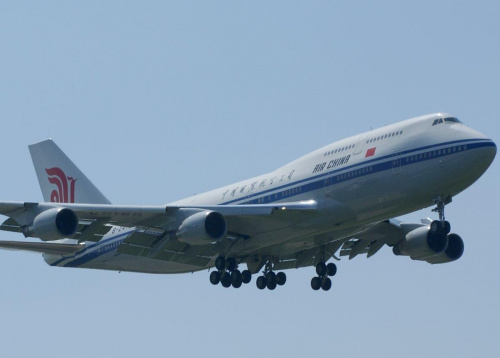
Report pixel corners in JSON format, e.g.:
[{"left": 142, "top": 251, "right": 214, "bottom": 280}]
[{"left": 0, "top": 2, "right": 499, "bottom": 357}]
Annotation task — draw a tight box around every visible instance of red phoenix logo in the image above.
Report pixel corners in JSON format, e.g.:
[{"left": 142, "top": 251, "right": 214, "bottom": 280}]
[{"left": 45, "top": 167, "right": 77, "bottom": 203}]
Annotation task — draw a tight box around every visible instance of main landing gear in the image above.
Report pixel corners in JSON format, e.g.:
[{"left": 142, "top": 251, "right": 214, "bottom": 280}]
[
  {"left": 431, "top": 195, "right": 452, "bottom": 237},
  {"left": 311, "top": 261, "right": 337, "bottom": 291},
  {"left": 256, "top": 260, "right": 287, "bottom": 290},
  {"left": 210, "top": 256, "right": 252, "bottom": 289}
]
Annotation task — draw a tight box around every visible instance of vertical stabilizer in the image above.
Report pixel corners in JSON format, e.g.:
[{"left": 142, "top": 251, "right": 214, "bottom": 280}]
[{"left": 29, "top": 139, "right": 111, "bottom": 204}]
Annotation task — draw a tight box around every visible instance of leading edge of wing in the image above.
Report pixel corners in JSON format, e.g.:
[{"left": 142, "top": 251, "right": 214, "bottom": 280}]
[
  {"left": 0, "top": 200, "right": 317, "bottom": 228},
  {"left": 181, "top": 200, "right": 318, "bottom": 216},
  {"left": 53, "top": 199, "right": 317, "bottom": 216},
  {"left": 0, "top": 240, "right": 83, "bottom": 255}
]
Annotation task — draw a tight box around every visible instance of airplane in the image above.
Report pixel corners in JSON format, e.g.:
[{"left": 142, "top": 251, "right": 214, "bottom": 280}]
[{"left": 0, "top": 113, "right": 496, "bottom": 291}]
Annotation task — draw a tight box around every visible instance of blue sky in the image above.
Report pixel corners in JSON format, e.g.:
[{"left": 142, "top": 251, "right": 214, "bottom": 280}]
[{"left": 0, "top": 2, "right": 498, "bottom": 357}]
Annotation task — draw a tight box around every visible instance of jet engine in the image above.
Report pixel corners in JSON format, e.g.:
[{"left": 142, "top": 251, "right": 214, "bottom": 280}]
[
  {"left": 393, "top": 226, "right": 447, "bottom": 260},
  {"left": 176, "top": 211, "right": 227, "bottom": 246},
  {"left": 393, "top": 226, "right": 464, "bottom": 264},
  {"left": 24, "top": 208, "right": 78, "bottom": 241},
  {"left": 424, "top": 233, "right": 464, "bottom": 264}
]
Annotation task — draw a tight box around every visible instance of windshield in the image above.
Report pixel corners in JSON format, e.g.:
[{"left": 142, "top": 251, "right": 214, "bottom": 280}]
[
  {"left": 443, "top": 117, "right": 462, "bottom": 124},
  {"left": 432, "top": 117, "right": 463, "bottom": 126}
]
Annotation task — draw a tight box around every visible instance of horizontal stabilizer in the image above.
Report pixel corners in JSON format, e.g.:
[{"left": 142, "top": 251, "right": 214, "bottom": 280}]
[
  {"left": 0, "top": 218, "right": 23, "bottom": 233},
  {"left": 0, "top": 240, "right": 83, "bottom": 255}
]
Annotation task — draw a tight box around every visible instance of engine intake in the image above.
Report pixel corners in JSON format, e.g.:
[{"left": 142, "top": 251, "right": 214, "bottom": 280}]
[
  {"left": 26, "top": 208, "right": 78, "bottom": 241},
  {"left": 424, "top": 234, "right": 464, "bottom": 264},
  {"left": 176, "top": 211, "right": 227, "bottom": 246}
]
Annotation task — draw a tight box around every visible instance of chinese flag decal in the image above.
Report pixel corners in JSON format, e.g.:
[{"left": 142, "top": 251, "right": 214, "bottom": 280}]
[{"left": 365, "top": 147, "right": 376, "bottom": 157}]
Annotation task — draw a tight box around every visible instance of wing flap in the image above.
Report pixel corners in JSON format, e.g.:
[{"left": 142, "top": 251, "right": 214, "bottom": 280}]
[{"left": 339, "top": 219, "right": 414, "bottom": 259}]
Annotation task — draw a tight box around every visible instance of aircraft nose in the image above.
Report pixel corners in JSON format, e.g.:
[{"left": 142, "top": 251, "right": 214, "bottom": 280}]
[
  {"left": 473, "top": 127, "right": 496, "bottom": 164},
  {"left": 469, "top": 138, "right": 496, "bottom": 179},
  {"left": 461, "top": 126, "right": 496, "bottom": 165},
  {"left": 484, "top": 139, "right": 497, "bottom": 164}
]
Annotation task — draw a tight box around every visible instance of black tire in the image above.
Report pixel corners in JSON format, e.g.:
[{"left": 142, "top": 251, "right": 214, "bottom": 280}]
[
  {"left": 266, "top": 271, "right": 277, "bottom": 285},
  {"left": 209, "top": 271, "right": 221, "bottom": 285},
  {"left": 311, "top": 277, "right": 321, "bottom": 290},
  {"left": 256, "top": 276, "right": 267, "bottom": 290},
  {"left": 267, "top": 280, "right": 277, "bottom": 290},
  {"left": 215, "top": 256, "right": 226, "bottom": 271},
  {"left": 322, "top": 277, "right": 332, "bottom": 291},
  {"left": 326, "top": 263, "right": 337, "bottom": 277},
  {"left": 226, "top": 257, "right": 237, "bottom": 272},
  {"left": 316, "top": 262, "right": 326, "bottom": 276},
  {"left": 241, "top": 270, "right": 252, "bottom": 284},
  {"left": 430, "top": 220, "right": 440, "bottom": 234},
  {"left": 276, "top": 272, "right": 287, "bottom": 286},
  {"left": 221, "top": 272, "right": 231, "bottom": 288},
  {"left": 231, "top": 270, "right": 242, "bottom": 285},
  {"left": 444, "top": 221, "right": 451, "bottom": 235}
]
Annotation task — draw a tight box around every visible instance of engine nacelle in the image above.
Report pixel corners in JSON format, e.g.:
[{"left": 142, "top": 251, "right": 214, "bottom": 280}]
[
  {"left": 424, "top": 234, "right": 464, "bottom": 264},
  {"left": 393, "top": 226, "right": 447, "bottom": 260},
  {"left": 25, "top": 208, "right": 78, "bottom": 241},
  {"left": 176, "top": 211, "right": 227, "bottom": 246}
]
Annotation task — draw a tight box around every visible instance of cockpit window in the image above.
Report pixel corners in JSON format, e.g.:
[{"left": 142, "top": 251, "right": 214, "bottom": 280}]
[
  {"left": 443, "top": 117, "right": 462, "bottom": 124},
  {"left": 432, "top": 117, "right": 462, "bottom": 126}
]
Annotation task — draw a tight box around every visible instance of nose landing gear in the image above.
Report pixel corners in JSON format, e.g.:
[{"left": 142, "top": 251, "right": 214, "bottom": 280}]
[{"left": 431, "top": 195, "right": 452, "bottom": 237}]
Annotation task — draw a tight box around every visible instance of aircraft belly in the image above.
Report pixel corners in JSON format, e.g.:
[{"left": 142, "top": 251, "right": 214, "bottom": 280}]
[{"left": 80, "top": 254, "right": 204, "bottom": 274}]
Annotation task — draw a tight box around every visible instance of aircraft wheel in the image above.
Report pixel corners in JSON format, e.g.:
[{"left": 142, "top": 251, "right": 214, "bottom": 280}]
[
  {"left": 311, "top": 277, "right": 321, "bottom": 291},
  {"left": 443, "top": 221, "right": 451, "bottom": 235},
  {"left": 326, "top": 263, "right": 337, "bottom": 277},
  {"left": 241, "top": 270, "right": 252, "bottom": 284},
  {"left": 226, "top": 257, "right": 237, "bottom": 272},
  {"left": 430, "top": 220, "right": 440, "bottom": 234},
  {"left": 231, "top": 270, "right": 242, "bottom": 285},
  {"left": 215, "top": 256, "right": 226, "bottom": 271},
  {"left": 267, "top": 280, "right": 277, "bottom": 290},
  {"left": 316, "top": 262, "right": 326, "bottom": 276},
  {"left": 266, "top": 271, "right": 277, "bottom": 285},
  {"left": 221, "top": 272, "right": 232, "bottom": 288},
  {"left": 256, "top": 276, "right": 267, "bottom": 290},
  {"left": 209, "top": 271, "right": 221, "bottom": 285},
  {"left": 276, "top": 272, "right": 287, "bottom": 286},
  {"left": 322, "top": 277, "right": 332, "bottom": 291}
]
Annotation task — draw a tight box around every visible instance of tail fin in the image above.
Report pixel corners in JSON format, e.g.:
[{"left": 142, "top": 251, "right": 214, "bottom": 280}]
[{"left": 29, "top": 139, "right": 111, "bottom": 204}]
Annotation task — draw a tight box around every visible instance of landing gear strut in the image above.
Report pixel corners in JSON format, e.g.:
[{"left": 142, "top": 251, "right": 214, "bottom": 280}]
[
  {"left": 311, "top": 261, "right": 336, "bottom": 291},
  {"left": 256, "top": 260, "right": 287, "bottom": 290},
  {"left": 431, "top": 195, "right": 452, "bottom": 236},
  {"left": 210, "top": 256, "right": 252, "bottom": 289}
]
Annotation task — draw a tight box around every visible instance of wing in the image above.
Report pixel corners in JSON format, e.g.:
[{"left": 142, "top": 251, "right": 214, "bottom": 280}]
[
  {"left": 0, "top": 200, "right": 317, "bottom": 228},
  {"left": 257, "top": 219, "right": 428, "bottom": 272},
  {"left": 0, "top": 200, "right": 318, "bottom": 268}
]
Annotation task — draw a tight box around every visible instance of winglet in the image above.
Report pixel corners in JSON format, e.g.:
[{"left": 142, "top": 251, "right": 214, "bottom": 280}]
[{"left": 29, "top": 139, "right": 111, "bottom": 204}]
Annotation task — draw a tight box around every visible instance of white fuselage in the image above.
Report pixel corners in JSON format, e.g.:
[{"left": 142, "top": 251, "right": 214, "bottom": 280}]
[{"left": 43, "top": 113, "right": 497, "bottom": 273}]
